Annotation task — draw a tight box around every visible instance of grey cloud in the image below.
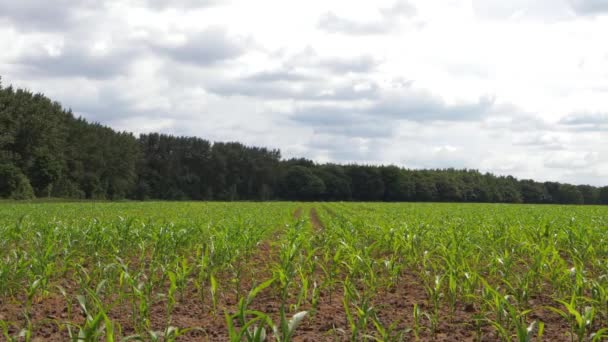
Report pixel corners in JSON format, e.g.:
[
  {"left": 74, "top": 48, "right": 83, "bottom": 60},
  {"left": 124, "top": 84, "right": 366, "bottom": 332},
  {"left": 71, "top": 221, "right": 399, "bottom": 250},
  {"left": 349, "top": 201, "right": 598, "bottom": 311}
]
[
  {"left": 408, "top": 147, "right": 474, "bottom": 170},
  {"left": 319, "top": 55, "right": 380, "bottom": 74},
  {"left": 544, "top": 152, "right": 599, "bottom": 169},
  {"left": 244, "top": 70, "right": 314, "bottom": 83},
  {"left": 471, "top": 0, "right": 608, "bottom": 20},
  {"left": 287, "top": 88, "right": 497, "bottom": 139},
  {"left": 282, "top": 88, "right": 517, "bottom": 165},
  {"left": 559, "top": 112, "right": 608, "bottom": 130},
  {"left": 13, "top": 43, "right": 138, "bottom": 80},
  {"left": 306, "top": 134, "right": 390, "bottom": 163},
  {"left": 290, "top": 106, "right": 394, "bottom": 138},
  {"left": 570, "top": 0, "right": 608, "bottom": 14},
  {"left": 207, "top": 75, "right": 380, "bottom": 101},
  {"left": 203, "top": 49, "right": 382, "bottom": 99},
  {"left": 19, "top": 78, "right": 175, "bottom": 126},
  {"left": 445, "top": 63, "right": 491, "bottom": 79},
  {"left": 314, "top": 124, "right": 391, "bottom": 139},
  {"left": 512, "top": 134, "right": 566, "bottom": 150},
  {"left": 560, "top": 112, "right": 608, "bottom": 124},
  {"left": 315, "top": 83, "right": 380, "bottom": 101},
  {"left": 207, "top": 80, "right": 299, "bottom": 99},
  {"left": 379, "top": 1, "right": 417, "bottom": 19},
  {"left": 0, "top": 0, "right": 100, "bottom": 31},
  {"left": 318, "top": 1, "right": 416, "bottom": 35},
  {"left": 208, "top": 82, "right": 379, "bottom": 101},
  {"left": 284, "top": 48, "right": 382, "bottom": 74},
  {"left": 480, "top": 154, "right": 530, "bottom": 174},
  {"left": 144, "top": 0, "right": 219, "bottom": 10},
  {"left": 368, "top": 91, "right": 496, "bottom": 122},
  {"left": 558, "top": 169, "right": 608, "bottom": 186},
  {"left": 66, "top": 86, "right": 167, "bottom": 123},
  {"left": 153, "top": 28, "right": 247, "bottom": 66},
  {"left": 472, "top": 0, "right": 572, "bottom": 20},
  {"left": 0, "top": 0, "right": 223, "bottom": 33},
  {"left": 208, "top": 60, "right": 493, "bottom": 118},
  {"left": 318, "top": 12, "right": 391, "bottom": 35},
  {"left": 481, "top": 107, "right": 550, "bottom": 132}
]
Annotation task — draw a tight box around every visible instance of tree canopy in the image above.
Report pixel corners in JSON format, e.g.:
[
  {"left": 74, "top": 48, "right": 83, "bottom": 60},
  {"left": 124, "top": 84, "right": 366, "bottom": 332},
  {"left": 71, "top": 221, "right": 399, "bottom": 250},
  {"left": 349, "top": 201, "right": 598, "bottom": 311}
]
[{"left": 1, "top": 78, "right": 605, "bottom": 204}]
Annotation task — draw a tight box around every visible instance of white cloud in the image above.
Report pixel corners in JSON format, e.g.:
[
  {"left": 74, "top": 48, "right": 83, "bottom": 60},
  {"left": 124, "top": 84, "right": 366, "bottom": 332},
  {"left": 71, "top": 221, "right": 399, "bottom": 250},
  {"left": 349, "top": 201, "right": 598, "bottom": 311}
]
[
  {"left": 550, "top": 152, "right": 599, "bottom": 168},
  {"left": 1, "top": 0, "right": 607, "bottom": 185},
  {"left": 318, "top": 1, "right": 416, "bottom": 35}
]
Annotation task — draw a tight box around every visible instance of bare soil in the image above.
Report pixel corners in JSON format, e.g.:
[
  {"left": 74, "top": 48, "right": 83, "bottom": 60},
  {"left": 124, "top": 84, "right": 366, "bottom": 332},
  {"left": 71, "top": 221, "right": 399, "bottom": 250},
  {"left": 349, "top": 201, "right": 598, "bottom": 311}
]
[
  {"left": 0, "top": 208, "right": 587, "bottom": 341},
  {"left": 309, "top": 208, "right": 324, "bottom": 231},
  {"left": 0, "top": 275, "right": 576, "bottom": 341},
  {"left": 293, "top": 207, "right": 303, "bottom": 219}
]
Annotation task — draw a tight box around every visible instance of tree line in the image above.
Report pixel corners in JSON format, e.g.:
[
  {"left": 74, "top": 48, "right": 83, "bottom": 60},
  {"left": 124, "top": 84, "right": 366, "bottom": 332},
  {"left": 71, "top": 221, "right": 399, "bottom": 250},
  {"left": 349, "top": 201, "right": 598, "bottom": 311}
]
[{"left": 1, "top": 79, "right": 607, "bottom": 204}]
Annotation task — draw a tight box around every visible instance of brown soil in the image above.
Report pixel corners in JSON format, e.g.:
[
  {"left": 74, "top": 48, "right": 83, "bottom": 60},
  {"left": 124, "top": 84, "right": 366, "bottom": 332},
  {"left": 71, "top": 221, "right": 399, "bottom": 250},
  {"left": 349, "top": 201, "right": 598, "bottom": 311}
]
[
  {"left": 310, "top": 208, "right": 324, "bottom": 231},
  {"left": 0, "top": 208, "right": 588, "bottom": 341},
  {"left": 0, "top": 277, "right": 579, "bottom": 341},
  {"left": 293, "top": 207, "right": 303, "bottom": 219},
  {"left": 0, "top": 271, "right": 583, "bottom": 341}
]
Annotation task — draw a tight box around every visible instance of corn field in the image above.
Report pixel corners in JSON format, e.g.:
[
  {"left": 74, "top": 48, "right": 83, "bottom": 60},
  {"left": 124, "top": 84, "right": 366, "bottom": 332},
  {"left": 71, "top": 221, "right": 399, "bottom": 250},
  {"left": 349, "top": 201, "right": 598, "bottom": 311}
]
[{"left": 0, "top": 202, "right": 607, "bottom": 341}]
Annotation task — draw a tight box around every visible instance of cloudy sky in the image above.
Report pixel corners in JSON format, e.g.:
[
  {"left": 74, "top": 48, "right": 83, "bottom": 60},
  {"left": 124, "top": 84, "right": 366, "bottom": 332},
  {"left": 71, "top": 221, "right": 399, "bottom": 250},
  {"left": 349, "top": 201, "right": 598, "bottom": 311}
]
[{"left": 1, "top": 0, "right": 607, "bottom": 185}]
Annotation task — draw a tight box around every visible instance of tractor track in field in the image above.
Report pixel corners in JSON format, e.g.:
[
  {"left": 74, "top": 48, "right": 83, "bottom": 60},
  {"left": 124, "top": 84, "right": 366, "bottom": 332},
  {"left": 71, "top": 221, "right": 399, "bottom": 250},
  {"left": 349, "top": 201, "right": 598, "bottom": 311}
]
[
  {"left": 321, "top": 205, "right": 337, "bottom": 218},
  {"left": 293, "top": 207, "right": 303, "bottom": 219},
  {"left": 291, "top": 207, "right": 576, "bottom": 342},
  {"left": 290, "top": 207, "right": 481, "bottom": 341},
  {"left": 309, "top": 207, "right": 324, "bottom": 231}
]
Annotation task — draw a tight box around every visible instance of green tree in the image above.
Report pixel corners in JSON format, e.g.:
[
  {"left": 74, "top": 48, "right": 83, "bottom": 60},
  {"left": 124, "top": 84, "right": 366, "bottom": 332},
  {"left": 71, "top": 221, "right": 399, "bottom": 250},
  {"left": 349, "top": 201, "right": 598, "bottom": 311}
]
[
  {"left": 315, "top": 165, "right": 351, "bottom": 200},
  {"left": 577, "top": 185, "right": 599, "bottom": 204},
  {"left": 347, "top": 166, "right": 384, "bottom": 201},
  {"left": 283, "top": 166, "right": 325, "bottom": 200},
  {"left": 520, "top": 180, "right": 545, "bottom": 203},
  {"left": 556, "top": 184, "right": 584, "bottom": 204},
  {"left": 414, "top": 175, "right": 438, "bottom": 201},
  {"left": 435, "top": 175, "right": 463, "bottom": 202},
  {"left": 1, "top": 77, "right": 606, "bottom": 204},
  {"left": 598, "top": 187, "right": 608, "bottom": 205},
  {"left": 0, "top": 163, "right": 34, "bottom": 199}
]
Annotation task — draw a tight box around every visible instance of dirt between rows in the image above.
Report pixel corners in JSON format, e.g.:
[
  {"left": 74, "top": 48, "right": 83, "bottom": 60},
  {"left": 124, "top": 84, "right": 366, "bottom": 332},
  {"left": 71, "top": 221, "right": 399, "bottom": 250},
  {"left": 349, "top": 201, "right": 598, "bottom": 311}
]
[
  {"left": 0, "top": 208, "right": 591, "bottom": 341},
  {"left": 293, "top": 207, "right": 303, "bottom": 219},
  {"left": 0, "top": 274, "right": 578, "bottom": 341},
  {"left": 309, "top": 208, "right": 323, "bottom": 231}
]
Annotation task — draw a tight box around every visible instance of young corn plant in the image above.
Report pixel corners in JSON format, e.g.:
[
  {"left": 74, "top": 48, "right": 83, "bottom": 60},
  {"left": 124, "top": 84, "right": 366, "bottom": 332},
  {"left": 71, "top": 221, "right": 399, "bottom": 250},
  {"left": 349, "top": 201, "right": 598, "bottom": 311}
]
[
  {"left": 65, "top": 291, "right": 117, "bottom": 342},
  {"left": 591, "top": 328, "right": 608, "bottom": 341},
  {"left": 422, "top": 273, "right": 443, "bottom": 334},
  {"left": 194, "top": 243, "right": 221, "bottom": 313},
  {"left": 123, "top": 326, "right": 203, "bottom": 342},
  {"left": 226, "top": 278, "right": 275, "bottom": 341},
  {"left": 342, "top": 278, "right": 377, "bottom": 340},
  {"left": 166, "top": 270, "right": 178, "bottom": 324},
  {"left": 119, "top": 268, "right": 153, "bottom": 333},
  {"left": 24, "top": 276, "right": 48, "bottom": 318},
  {"left": 412, "top": 303, "right": 422, "bottom": 341},
  {"left": 273, "top": 310, "right": 309, "bottom": 342},
  {"left": 225, "top": 278, "right": 308, "bottom": 342},
  {"left": 319, "top": 248, "right": 342, "bottom": 304},
  {"left": 590, "top": 279, "right": 607, "bottom": 327},
  {"left": 0, "top": 320, "right": 32, "bottom": 342},
  {"left": 547, "top": 296, "right": 596, "bottom": 342},
  {"left": 481, "top": 279, "right": 543, "bottom": 342}
]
